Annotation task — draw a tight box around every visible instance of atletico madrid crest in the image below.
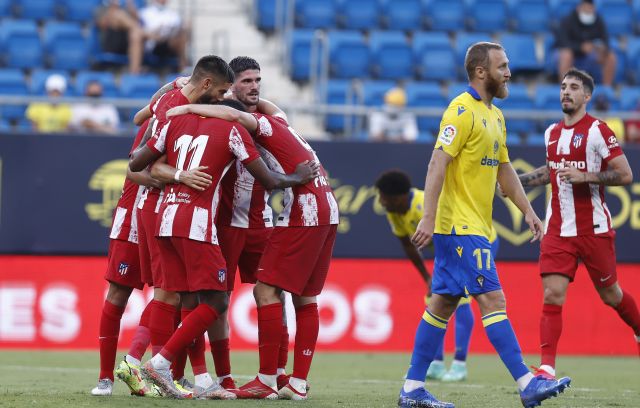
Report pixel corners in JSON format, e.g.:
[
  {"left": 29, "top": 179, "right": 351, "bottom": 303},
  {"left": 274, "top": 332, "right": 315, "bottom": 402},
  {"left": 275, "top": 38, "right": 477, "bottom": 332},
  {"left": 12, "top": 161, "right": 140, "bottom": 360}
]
[
  {"left": 118, "top": 262, "right": 129, "bottom": 276},
  {"left": 572, "top": 133, "right": 584, "bottom": 149}
]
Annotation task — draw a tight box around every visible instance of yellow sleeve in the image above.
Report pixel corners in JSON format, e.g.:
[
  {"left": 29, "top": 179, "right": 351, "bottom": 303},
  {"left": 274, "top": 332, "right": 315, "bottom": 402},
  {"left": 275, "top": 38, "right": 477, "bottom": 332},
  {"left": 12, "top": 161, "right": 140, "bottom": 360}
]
[
  {"left": 498, "top": 111, "right": 510, "bottom": 163},
  {"left": 434, "top": 103, "right": 473, "bottom": 158},
  {"left": 25, "top": 104, "right": 40, "bottom": 123},
  {"left": 386, "top": 213, "right": 407, "bottom": 237}
]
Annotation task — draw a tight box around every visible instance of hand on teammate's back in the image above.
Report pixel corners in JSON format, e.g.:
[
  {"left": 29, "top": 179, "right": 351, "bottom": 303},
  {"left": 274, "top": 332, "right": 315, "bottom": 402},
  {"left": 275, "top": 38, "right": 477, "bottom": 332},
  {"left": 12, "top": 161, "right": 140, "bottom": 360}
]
[
  {"left": 166, "top": 105, "right": 190, "bottom": 117},
  {"left": 180, "top": 166, "right": 212, "bottom": 191},
  {"left": 294, "top": 160, "right": 320, "bottom": 184}
]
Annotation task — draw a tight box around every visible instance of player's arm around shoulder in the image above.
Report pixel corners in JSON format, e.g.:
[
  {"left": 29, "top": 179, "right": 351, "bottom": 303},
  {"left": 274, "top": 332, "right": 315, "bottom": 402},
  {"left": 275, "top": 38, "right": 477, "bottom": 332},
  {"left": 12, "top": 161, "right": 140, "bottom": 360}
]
[{"left": 166, "top": 104, "right": 260, "bottom": 134}]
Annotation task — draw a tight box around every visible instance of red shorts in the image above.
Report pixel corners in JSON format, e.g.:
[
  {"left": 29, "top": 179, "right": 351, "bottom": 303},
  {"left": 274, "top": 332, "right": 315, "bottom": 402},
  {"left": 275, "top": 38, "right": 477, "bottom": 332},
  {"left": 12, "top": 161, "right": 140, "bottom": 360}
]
[
  {"left": 105, "top": 239, "right": 143, "bottom": 290},
  {"left": 218, "top": 226, "right": 272, "bottom": 290},
  {"left": 257, "top": 225, "right": 337, "bottom": 296},
  {"left": 137, "top": 208, "right": 163, "bottom": 287},
  {"left": 539, "top": 233, "right": 617, "bottom": 288},
  {"left": 157, "top": 237, "right": 228, "bottom": 292}
]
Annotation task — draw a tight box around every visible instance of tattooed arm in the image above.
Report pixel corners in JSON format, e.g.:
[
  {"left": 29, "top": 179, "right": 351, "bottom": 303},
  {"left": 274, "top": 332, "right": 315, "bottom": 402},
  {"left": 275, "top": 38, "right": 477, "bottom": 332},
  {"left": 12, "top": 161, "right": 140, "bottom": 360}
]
[
  {"left": 558, "top": 155, "right": 633, "bottom": 186},
  {"left": 519, "top": 165, "right": 550, "bottom": 187}
]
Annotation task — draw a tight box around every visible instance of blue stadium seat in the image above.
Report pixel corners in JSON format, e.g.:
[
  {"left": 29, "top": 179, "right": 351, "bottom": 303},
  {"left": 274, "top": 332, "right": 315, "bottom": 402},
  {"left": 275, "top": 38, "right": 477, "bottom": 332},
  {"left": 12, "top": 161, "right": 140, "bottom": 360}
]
[
  {"left": 599, "top": 2, "right": 632, "bottom": 37},
  {"left": 626, "top": 36, "right": 640, "bottom": 83},
  {"left": 412, "top": 32, "right": 456, "bottom": 81},
  {"left": 336, "top": 0, "right": 380, "bottom": 30},
  {"left": 14, "top": 0, "right": 56, "bottom": 20},
  {"left": 369, "top": 31, "right": 412, "bottom": 80},
  {"left": 526, "top": 133, "right": 547, "bottom": 146},
  {"left": 405, "top": 81, "right": 446, "bottom": 135},
  {"left": 535, "top": 84, "right": 561, "bottom": 110},
  {"left": 510, "top": 0, "right": 549, "bottom": 33},
  {"left": 321, "top": 79, "right": 354, "bottom": 132},
  {"left": 380, "top": 0, "right": 423, "bottom": 31},
  {"left": 0, "top": 68, "right": 28, "bottom": 121},
  {"left": 454, "top": 32, "right": 492, "bottom": 78},
  {"left": 424, "top": 0, "right": 465, "bottom": 32},
  {"left": 287, "top": 29, "right": 315, "bottom": 82},
  {"left": 89, "top": 27, "right": 129, "bottom": 67},
  {"left": 0, "top": 118, "right": 10, "bottom": 131},
  {"left": 254, "top": 0, "right": 289, "bottom": 31},
  {"left": 500, "top": 33, "right": 542, "bottom": 73},
  {"left": 295, "top": 0, "right": 336, "bottom": 28},
  {"left": 0, "top": 0, "right": 11, "bottom": 17},
  {"left": 30, "top": 69, "right": 71, "bottom": 95},
  {"left": 447, "top": 82, "right": 470, "bottom": 101},
  {"left": 467, "top": 0, "right": 508, "bottom": 33},
  {"left": 493, "top": 83, "right": 535, "bottom": 134},
  {"left": 119, "top": 74, "right": 161, "bottom": 99},
  {"left": 359, "top": 80, "right": 396, "bottom": 106},
  {"left": 75, "top": 71, "right": 119, "bottom": 97},
  {"left": 609, "top": 38, "right": 626, "bottom": 84},
  {"left": 548, "top": 0, "right": 580, "bottom": 25},
  {"left": 0, "top": 20, "right": 43, "bottom": 69},
  {"left": 328, "top": 30, "right": 370, "bottom": 79},
  {"left": 416, "top": 132, "right": 435, "bottom": 144},
  {"left": 592, "top": 86, "right": 620, "bottom": 111},
  {"left": 43, "top": 22, "right": 89, "bottom": 70},
  {"left": 620, "top": 87, "right": 640, "bottom": 111},
  {"left": 59, "top": 0, "right": 101, "bottom": 22}
]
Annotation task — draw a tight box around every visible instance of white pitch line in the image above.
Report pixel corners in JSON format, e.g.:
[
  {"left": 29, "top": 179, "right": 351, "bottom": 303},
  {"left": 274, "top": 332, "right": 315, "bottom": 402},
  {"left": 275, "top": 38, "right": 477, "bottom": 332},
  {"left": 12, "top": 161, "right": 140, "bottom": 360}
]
[{"left": 0, "top": 365, "right": 95, "bottom": 374}]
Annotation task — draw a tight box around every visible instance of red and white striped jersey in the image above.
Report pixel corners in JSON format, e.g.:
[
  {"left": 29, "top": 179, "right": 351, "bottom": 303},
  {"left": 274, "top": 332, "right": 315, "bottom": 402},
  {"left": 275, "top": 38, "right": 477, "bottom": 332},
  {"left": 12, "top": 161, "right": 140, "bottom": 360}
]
[
  {"left": 149, "top": 113, "right": 261, "bottom": 243},
  {"left": 544, "top": 113, "right": 624, "bottom": 237},
  {"left": 109, "top": 122, "right": 147, "bottom": 243},
  {"left": 252, "top": 113, "right": 339, "bottom": 227},
  {"left": 216, "top": 161, "right": 273, "bottom": 229}
]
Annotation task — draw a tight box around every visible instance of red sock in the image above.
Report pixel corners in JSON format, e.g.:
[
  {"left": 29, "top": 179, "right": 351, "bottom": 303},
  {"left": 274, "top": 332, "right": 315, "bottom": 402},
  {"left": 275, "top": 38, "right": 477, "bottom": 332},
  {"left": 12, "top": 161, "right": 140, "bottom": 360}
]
[
  {"left": 128, "top": 300, "right": 154, "bottom": 361},
  {"left": 171, "top": 308, "right": 186, "bottom": 380},
  {"left": 292, "top": 303, "right": 319, "bottom": 381},
  {"left": 278, "top": 325, "right": 289, "bottom": 370},
  {"left": 181, "top": 308, "right": 207, "bottom": 375},
  {"left": 615, "top": 290, "right": 640, "bottom": 336},
  {"left": 160, "top": 304, "right": 218, "bottom": 361},
  {"left": 210, "top": 338, "right": 231, "bottom": 377},
  {"left": 99, "top": 300, "right": 125, "bottom": 381},
  {"left": 149, "top": 300, "right": 177, "bottom": 356},
  {"left": 257, "top": 303, "right": 283, "bottom": 376},
  {"left": 540, "top": 304, "right": 563, "bottom": 368}
]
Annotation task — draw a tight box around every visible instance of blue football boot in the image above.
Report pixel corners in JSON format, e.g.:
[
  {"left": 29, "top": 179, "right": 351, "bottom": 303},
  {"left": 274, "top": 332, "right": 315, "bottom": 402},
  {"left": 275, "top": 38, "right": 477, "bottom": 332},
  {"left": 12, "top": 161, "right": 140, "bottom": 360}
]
[
  {"left": 398, "top": 387, "right": 455, "bottom": 408},
  {"left": 520, "top": 376, "right": 571, "bottom": 408}
]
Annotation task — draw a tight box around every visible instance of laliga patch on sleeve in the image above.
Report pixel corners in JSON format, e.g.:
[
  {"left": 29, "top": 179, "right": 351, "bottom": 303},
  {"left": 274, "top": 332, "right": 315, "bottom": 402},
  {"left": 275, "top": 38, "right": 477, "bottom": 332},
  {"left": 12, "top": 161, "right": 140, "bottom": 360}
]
[{"left": 438, "top": 125, "right": 457, "bottom": 145}]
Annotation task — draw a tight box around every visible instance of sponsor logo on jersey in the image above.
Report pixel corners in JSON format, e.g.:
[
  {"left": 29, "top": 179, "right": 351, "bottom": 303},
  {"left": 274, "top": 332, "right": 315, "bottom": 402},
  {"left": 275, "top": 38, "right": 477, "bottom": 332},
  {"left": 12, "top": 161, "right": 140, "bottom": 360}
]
[
  {"left": 572, "top": 133, "right": 584, "bottom": 149},
  {"left": 548, "top": 160, "right": 586, "bottom": 170},
  {"left": 608, "top": 135, "right": 619, "bottom": 149},
  {"left": 480, "top": 156, "right": 500, "bottom": 167},
  {"left": 438, "top": 125, "right": 457, "bottom": 145},
  {"left": 302, "top": 349, "right": 313, "bottom": 356},
  {"left": 86, "top": 160, "right": 129, "bottom": 227},
  {"left": 118, "top": 262, "right": 129, "bottom": 276}
]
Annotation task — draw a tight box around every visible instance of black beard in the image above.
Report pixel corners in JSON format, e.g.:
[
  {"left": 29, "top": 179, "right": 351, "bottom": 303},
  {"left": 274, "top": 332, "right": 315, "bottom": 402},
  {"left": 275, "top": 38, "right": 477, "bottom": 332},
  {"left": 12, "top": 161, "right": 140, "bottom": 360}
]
[
  {"left": 196, "top": 94, "right": 215, "bottom": 104},
  {"left": 562, "top": 106, "right": 575, "bottom": 114}
]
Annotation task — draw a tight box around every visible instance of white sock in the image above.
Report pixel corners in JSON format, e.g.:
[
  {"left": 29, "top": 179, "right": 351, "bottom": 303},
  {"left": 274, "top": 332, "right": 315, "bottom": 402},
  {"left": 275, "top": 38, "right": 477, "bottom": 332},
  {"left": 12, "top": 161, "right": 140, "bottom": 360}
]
[
  {"left": 289, "top": 376, "right": 307, "bottom": 393},
  {"left": 516, "top": 372, "right": 535, "bottom": 391},
  {"left": 217, "top": 374, "right": 232, "bottom": 383},
  {"left": 539, "top": 365, "right": 555, "bottom": 376},
  {"left": 277, "top": 368, "right": 286, "bottom": 376},
  {"left": 125, "top": 355, "right": 141, "bottom": 367},
  {"left": 195, "top": 373, "right": 214, "bottom": 389},
  {"left": 150, "top": 354, "right": 171, "bottom": 370},
  {"left": 635, "top": 334, "right": 640, "bottom": 343},
  {"left": 451, "top": 359, "right": 466, "bottom": 367},
  {"left": 258, "top": 373, "right": 277, "bottom": 389},
  {"left": 403, "top": 379, "right": 424, "bottom": 393}
]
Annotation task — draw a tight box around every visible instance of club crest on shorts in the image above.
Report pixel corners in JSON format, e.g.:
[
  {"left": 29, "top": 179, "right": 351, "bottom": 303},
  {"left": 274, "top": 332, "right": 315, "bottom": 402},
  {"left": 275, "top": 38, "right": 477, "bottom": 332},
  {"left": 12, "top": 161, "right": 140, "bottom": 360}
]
[
  {"left": 217, "top": 269, "right": 226, "bottom": 283},
  {"left": 477, "top": 275, "right": 484, "bottom": 287},
  {"left": 118, "top": 262, "right": 129, "bottom": 276}
]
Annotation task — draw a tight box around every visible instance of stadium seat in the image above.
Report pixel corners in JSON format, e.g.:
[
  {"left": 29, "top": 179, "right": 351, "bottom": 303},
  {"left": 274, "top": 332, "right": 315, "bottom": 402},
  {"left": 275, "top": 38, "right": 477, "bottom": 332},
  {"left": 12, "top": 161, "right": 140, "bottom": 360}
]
[
  {"left": 336, "top": 0, "right": 380, "bottom": 30},
  {"left": 412, "top": 32, "right": 456, "bottom": 81},
  {"left": 119, "top": 74, "right": 161, "bottom": 99},
  {"left": 424, "top": 0, "right": 465, "bottom": 32},
  {"left": 328, "top": 30, "right": 370, "bottom": 79},
  {"left": 0, "top": 20, "right": 43, "bottom": 69},
  {"left": 416, "top": 131, "right": 435, "bottom": 144},
  {"left": 609, "top": 38, "right": 627, "bottom": 85},
  {"left": 0, "top": 0, "right": 11, "bottom": 17},
  {"left": 59, "top": 0, "right": 101, "bottom": 22},
  {"left": 321, "top": 79, "right": 354, "bottom": 132},
  {"left": 535, "top": 84, "right": 561, "bottom": 110},
  {"left": 510, "top": 0, "right": 549, "bottom": 33},
  {"left": 467, "top": 0, "right": 508, "bottom": 33},
  {"left": 548, "top": 0, "right": 580, "bottom": 26},
  {"left": 620, "top": 87, "right": 640, "bottom": 111},
  {"left": 0, "top": 68, "right": 29, "bottom": 121},
  {"left": 379, "top": 0, "right": 423, "bottom": 31},
  {"left": 447, "top": 82, "right": 470, "bottom": 101},
  {"left": 599, "top": 2, "right": 632, "bottom": 37},
  {"left": 526, "top": 133, "right": 546, "bottom": 146},
  {"left": 88, "top": 27, "right": 129, "bottom": 67},
  {"left": 29, "top": 69, "right": 71, "bottom": 95},
  {"left": 359, "top": 80, "right": 396, "bottom": 106},
  {"left": 43, "top": 22, "right": 89, "bottom": 70},
  {"left": 592, "top": 86, "right": 620, "bottom": 111},
  {"left": 254, "top": 0, "right": 284, "bottom": 31},
  {"left": 75, "top": 71, "right": 119, "bottom": 97},
  {"left": 626, "top": 36, "right": 640, "bottom": 84},
  {"left": 369, "top": 31, "right": 412, "bottom": 80},
  {"left": 287, "top": 29, "right": 315, "bottom": 82},
  {"left": 500, "top": 33, "right": 542, "bottom": 73},
  {"left": 14, "top": 0, "right": 56, "bottom": 20},
  {"left": 0, "top": 118, "right": 10, "bottom": 131},
  {"left": 507, "top": 133, "right": 523, "bottom": 146},
  {"left": 295, "top": 0, "right": 336, "bottom": 28},
  {"left": 454, "top": 32, "right": 492, "bottom": 78},
  {"left": 405, "top": 81, "right": 446, "bottom": 135},
  {"left": 493, "top": 83, "right": 536, "bottom": 134}
]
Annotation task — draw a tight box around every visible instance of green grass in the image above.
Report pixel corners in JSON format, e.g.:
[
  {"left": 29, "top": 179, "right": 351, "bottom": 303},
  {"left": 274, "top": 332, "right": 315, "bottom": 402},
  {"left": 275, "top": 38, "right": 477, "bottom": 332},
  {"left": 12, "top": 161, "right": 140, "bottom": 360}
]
[{"left": 0, "top": 351, "right": 637, "bottom": 407}]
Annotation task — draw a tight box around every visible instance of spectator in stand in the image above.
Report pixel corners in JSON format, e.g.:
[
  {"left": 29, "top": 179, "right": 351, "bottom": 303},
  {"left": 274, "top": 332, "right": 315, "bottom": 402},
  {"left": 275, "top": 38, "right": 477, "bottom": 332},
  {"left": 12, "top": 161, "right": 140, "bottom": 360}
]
[
  {"left": 139, "top": 0, "right": 189, "bottom": 71},
  {"left": 368, "top": 87, "right": 418, "bottom": 142},
  {"left": 95, "top": 0, "right": 144, "bottom": 74},
  {"left": 71, "top": 81, "right": 120, "bottom": 135},
  {"left": 26, "top": 74, "right": 72, "bottom": 133},
  {"left": 593, "top": 94, "right": 625, "bottom": 143},
  {"left": 555, "top": 0, "right": 616, "bottom": 86}
]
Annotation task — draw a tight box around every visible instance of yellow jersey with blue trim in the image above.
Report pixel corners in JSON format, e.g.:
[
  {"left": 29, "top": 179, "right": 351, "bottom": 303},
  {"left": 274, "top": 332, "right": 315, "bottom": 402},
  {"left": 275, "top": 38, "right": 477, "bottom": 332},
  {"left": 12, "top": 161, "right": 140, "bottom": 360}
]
[
  {"left": 433, "top": 87, "right": 509, "bottom": 239},
  {"left": 386, "top": 188, "right": 424, "bottom": 237}
]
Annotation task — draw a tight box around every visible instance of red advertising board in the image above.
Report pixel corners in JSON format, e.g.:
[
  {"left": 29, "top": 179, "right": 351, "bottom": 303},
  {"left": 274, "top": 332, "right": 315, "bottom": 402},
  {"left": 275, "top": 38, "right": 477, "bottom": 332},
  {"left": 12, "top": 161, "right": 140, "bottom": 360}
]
[{"left": 1, "top": 256, "right": 638, "bottom": 355}]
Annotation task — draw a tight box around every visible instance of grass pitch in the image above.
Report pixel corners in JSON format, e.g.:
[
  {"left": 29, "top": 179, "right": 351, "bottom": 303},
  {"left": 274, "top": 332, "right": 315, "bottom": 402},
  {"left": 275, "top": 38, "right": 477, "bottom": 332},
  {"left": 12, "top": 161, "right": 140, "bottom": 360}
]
[{"left": 0, "top": 351, "right": 637, "bottom": 407}]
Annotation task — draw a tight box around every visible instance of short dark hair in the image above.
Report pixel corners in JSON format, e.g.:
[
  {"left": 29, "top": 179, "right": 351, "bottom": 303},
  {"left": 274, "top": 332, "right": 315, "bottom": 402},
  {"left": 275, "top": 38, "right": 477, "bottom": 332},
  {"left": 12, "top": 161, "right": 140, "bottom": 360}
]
[
  {"left": 217, "top": 99, "right": 247, "bottom": 112},
  {"left": 191, "top": 55, "right": 235, "bottom": 84},
  {"left": 464, "top": 42, "right": 505, "bottom": 80},
  {"left": 229, "top": 56, "right": 260, "bottom": 75},
  {"left": 563, "top": 67, "right": 594, "bottom": 95},
  {"left": 375, "top": 170, "right": 412, "bottom": 196}
]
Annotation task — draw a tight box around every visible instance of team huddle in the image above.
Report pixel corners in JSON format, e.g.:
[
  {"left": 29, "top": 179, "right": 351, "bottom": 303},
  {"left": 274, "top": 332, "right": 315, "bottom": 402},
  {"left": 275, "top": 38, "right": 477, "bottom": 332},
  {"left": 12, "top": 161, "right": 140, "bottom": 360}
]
[{"left": 93, "top": 55, "right": 338, "bottom": 400}]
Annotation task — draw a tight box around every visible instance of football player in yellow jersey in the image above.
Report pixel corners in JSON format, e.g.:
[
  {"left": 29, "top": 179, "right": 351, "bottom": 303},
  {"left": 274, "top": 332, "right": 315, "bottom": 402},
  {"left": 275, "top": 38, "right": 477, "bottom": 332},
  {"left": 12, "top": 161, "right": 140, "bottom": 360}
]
[
  {"left": 398, "top": 42, "right": 571, "bottom": 408},
  {"left": 376, "top": 169, "right": 500, "bottom": 382}
]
